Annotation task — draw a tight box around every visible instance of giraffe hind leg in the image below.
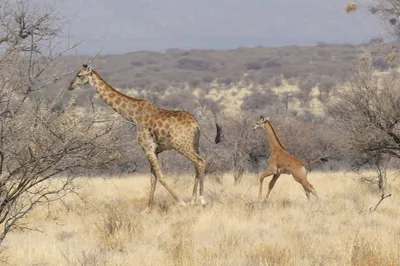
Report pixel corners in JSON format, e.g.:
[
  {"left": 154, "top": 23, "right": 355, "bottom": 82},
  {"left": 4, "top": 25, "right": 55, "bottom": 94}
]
[
  {"left": 176, "top": 146, "right": 206, "bottom": 207},
  {"left": 292, "top": 169, "right": 319, "bottom": 200},
  {"left": 304, "top": 181, "right": 319, "bottom": 200},
  {"left": 191, "top": 169, "right": 199, "bottom": 206},
  {"left": 303, "top": 186, "right": 311, "bottom": 199},
  {"left": 190, "top": 155, "right": 206, "bottom": 207},
  {"left": 190, "top": 141, "right": 200, "bottom": 205}
]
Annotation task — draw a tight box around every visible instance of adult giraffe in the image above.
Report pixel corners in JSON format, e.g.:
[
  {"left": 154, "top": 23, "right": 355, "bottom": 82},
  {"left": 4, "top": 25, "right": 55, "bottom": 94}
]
[
  {"left": 253, "top": 116, "right": 327, "bottom": 202},
  {"left": 68, "top": 64, "right": 222, "bottom": 212}
]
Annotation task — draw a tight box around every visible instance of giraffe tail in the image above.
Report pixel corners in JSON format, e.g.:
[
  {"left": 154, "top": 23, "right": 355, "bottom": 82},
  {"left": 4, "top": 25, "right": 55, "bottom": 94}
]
[
  {"left": 197, "top": 118, "right": 222, "bottom": 144},
  {"left": 306, "top": 157, "right": 329, "bottom": 167}
]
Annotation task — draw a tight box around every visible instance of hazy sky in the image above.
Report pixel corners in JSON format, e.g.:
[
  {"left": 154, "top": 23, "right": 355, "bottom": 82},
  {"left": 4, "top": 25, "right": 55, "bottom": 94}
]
[{"left": 57, "top": 0, "right": 384, "bottom": 55}]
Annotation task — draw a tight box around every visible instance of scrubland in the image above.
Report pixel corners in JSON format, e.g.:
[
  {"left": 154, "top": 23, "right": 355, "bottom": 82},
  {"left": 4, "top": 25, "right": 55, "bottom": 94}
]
[{"left": 3, "top": 171, "right": 399, "bottom": 266}]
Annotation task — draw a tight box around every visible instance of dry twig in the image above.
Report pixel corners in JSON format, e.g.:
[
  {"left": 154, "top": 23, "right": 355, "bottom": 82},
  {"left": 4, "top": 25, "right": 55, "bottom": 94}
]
[{"left": 369, "top": 193, "right": 392, "bottom": 212}]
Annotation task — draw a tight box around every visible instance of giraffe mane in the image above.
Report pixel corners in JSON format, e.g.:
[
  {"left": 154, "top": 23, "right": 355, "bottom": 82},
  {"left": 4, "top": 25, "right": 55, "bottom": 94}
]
[
  {"left": 92, "top": 70, "right": 147, "bottom": 102},
  {"left": 265, "top": 120, "right": 286, "bottom": 150}
]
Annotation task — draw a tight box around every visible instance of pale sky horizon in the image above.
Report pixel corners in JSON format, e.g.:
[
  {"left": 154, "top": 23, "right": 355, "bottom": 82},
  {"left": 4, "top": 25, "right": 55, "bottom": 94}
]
[{"left": 57, "top": 0, "right": 385, "bottom": 55}]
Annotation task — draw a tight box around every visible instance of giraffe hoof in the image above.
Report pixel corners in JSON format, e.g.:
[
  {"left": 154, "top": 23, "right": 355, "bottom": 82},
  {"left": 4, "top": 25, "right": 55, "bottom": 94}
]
[
  {"left": 200, "top": 196, "right": 207, "bottom": 207},
  {"left": 177, "top": 200, "right": 187, "bottom": 207},
  {"left": 141, "top": 207, "right": 151, "bottom": 214},
  {"left": 190, "top": 199, "right": 197, "bottom": 206}
]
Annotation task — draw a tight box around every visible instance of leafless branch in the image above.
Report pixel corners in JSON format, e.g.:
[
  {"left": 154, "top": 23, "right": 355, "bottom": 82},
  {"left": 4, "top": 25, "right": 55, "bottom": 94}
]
[
  {"left": 0, "top": 0, "right": 129, "bottom": 247},
  {"left": 369, "top": 193, "right": 392, "bottom": 212}
]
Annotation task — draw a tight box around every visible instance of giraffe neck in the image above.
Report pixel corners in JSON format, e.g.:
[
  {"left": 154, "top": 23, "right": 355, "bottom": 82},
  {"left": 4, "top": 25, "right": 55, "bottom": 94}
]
[
  {"left": 264, "top": 121, "right": 286, "bottom": 152},
  {"left": 88, "top": 71, "right": 155, "bottom": 124}
]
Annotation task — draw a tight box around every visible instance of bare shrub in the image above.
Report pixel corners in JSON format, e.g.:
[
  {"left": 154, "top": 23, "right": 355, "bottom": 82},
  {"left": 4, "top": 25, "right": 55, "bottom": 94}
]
[
  {"left": 204, "top": 153, "right": 226, "bottom": 184},
  {"left": 202, "top": 74, "right": 215, "bottom": 83},
  {"left": 269, "top": 76, "right": 283, "bottom": 87},
  {"left": 0, "top": 0, "right": 121, "bottom": 246},
  {"left": 264, "top": 59, "right": 282, "bottom": 68},
  {"left": 220, "top": 113, "right": 267, "bottom": 183},
  {"left": 177, "top": 58, "right": 211, "bottom": 71},
  {"left": 372, "top": 57, "right": 390, "bottom": 71},
  {"left": 287, "top": 77, "right": 297, "bottom": 86},
  {"left": 362, "top": 1, "right": 400, "bottom": 37},
  {"left": 345, "top": 2, "right": 359, "bottom": 13},
  {"left": 318, "top": 75, "right": 336, "bottom": 93},
  {"left": 327, "top": 57, "right": 400, "bottom": 189},
  {"left": 159, "top": 89, "right": 197, "bottom": 110},
  {"left": 188, "top": 78, "right": 201, "bottom": 88},
  {"left": 270, "top": 115, "right": 337, "bottom": 163},
  {"left": 282, "top": 66, "right": 303, "bottom": 79},
  {"left": 219, "top": 75, "right": 236, "bottom": 85},
  {"left": 245, "top": 61, "right": 263, "bottom": 70},
  {"left": 197, "top": 98, "right": 221, "bottom": 115},
  {"left": 241, "top": 91, "right": 277, "bottom": 111}
]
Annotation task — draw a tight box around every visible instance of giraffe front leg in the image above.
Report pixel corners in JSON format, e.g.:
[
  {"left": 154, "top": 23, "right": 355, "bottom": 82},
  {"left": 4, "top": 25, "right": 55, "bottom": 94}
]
[
  {"left": 191, "top": 176, "right": 199, "bottom": 206},
  {"left": 197, "top": 160, "right": 207, "bottom": 207},
  {"left": 265, "top": 173, "right": 281, "bottom": 202},
  {"left": 141, "top": 166, "right": 158, "bottom": 214},
  {"left": 146, "top": 152, "right": 187, "bottom": 207},
  {"left": 258, "top": 169, "right": 275, "bottom": 201}
]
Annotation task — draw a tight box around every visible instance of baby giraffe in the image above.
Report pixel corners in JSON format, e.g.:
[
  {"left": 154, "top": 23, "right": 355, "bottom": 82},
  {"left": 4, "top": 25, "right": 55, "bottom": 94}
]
[{"left": 253, "top": 116, "right": 327, "bottom": 202}]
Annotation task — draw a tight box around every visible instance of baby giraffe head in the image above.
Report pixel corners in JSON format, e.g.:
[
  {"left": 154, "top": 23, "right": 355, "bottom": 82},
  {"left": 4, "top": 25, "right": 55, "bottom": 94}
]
[
  {"left": 68, "top": 64, "right": 93, "bottom": 90},
  {"left": 253, "top": 116, "right": 269, "bottom": 130}
]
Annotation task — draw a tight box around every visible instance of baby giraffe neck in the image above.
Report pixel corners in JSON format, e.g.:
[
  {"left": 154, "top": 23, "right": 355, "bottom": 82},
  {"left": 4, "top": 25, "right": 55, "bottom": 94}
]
[{"left": 264, "top": 122, "right": 285, "bottom": 152}]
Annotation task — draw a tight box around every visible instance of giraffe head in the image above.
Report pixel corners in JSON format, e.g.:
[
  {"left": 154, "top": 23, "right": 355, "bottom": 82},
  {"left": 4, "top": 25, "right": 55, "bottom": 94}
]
[
  {"left": 68, "top": 64, "right": 93, "bottom": 90},
  {"left": 253, "top": 116, "right": 269, "bottom": 130}
]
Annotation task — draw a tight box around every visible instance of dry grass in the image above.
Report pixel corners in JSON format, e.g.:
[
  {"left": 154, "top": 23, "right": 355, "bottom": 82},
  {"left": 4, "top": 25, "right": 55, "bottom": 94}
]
[{"left": 2, "top": 171, "right": 400, "bottom": 265}]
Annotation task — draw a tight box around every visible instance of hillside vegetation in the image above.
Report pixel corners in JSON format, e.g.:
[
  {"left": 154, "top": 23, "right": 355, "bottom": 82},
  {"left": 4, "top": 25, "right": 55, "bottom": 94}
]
[
  {"left": 55, "top": 41, "right": 396, "bottom": 115},
  {"left": 40, "top": 41, "right": 398, "bottom": 178}
]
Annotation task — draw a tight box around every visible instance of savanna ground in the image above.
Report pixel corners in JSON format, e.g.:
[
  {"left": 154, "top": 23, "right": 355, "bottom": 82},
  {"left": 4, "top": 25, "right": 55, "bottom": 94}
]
[{"left": 2, "top": 171, "right": 400, "bottom": 266}]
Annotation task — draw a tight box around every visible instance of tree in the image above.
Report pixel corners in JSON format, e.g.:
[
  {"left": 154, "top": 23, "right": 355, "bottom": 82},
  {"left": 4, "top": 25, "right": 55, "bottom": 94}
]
[
  {"left": 327, "top": 60, "right": 400, "bottom": 190},
  {"left": 220, "top": 113, "right": 267, "bottom": 184},
  {"left": 345, "top": 1, "right": 400, "bottom": 194},
  {"left": 346, "top": 1, "right": 400, "bottom": 38},
  {"left": 0, "top": 0, "right": 121, "bottom": 246}
]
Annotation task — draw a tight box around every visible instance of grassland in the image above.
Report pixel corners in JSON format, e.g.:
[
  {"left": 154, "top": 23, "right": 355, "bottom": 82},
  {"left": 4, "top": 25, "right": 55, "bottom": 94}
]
[{"left": 3, "top": 171, "right": 400, "bottom": 266}]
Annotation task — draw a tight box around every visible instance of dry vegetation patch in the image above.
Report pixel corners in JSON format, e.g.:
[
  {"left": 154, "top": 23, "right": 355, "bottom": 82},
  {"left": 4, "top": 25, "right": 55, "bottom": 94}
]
[{"left": 2, "top": 171, "right": 400, "bottom": 265}]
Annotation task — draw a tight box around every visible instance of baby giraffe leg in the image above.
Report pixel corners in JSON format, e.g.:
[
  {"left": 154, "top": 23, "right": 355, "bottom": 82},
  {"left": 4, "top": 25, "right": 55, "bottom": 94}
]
[
  {"left": 293, "top": 172, "right": 319, "bottom": 200},
  {"left": 265, "top": 173, "right": 281, "bottom": 201},
  {"left": 304, "top": 180, "right": 319, "bottom": 199},
  {"left": 258, "top": 168, "right": 277, "bottom": 201}
]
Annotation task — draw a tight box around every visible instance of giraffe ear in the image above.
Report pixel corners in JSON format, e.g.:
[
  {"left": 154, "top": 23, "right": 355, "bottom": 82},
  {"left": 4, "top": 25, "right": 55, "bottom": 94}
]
[{"left": 85, "top": 65, "right": 93, "bottom": 75}]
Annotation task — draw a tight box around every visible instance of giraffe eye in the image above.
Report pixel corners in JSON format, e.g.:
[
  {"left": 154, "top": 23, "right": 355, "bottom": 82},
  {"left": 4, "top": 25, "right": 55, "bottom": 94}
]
[{"left": 77, "top": 74, "right": 82, "bottom": 78}]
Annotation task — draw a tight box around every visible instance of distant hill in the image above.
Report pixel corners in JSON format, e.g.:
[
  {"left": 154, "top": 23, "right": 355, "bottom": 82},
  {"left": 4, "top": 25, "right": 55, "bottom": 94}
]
[{"left": 52, "top": 42, "right": 395, "bottom": 116}]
